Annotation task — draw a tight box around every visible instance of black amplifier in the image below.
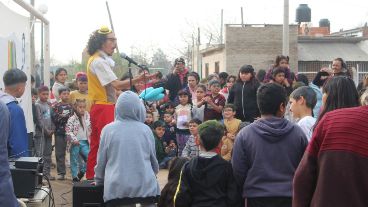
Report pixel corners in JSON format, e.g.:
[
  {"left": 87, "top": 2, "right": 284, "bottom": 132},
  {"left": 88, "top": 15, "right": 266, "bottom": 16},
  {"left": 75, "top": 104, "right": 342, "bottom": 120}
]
[
  {"left": 15, "top": 157, "right": 43, "bottom": 169},
  {"left": 9, "top": 157, "right": 43, "bottom": 198},
  {"left": 73, "top": 180, "right": 104, "bottom": 207}
]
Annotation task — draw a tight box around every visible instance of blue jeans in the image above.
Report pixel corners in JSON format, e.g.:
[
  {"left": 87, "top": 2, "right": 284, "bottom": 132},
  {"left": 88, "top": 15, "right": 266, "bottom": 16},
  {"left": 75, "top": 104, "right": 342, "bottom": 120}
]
[{"left": 70, "top": 140, "right": 89, "bottom": 178}]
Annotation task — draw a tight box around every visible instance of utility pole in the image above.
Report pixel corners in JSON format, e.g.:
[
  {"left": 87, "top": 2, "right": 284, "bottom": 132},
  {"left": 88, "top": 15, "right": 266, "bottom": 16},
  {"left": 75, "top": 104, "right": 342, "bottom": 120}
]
[
  {"left": 30, "top": 0, "right": 35, "bottom": 83},
  {"left": 241, "top": 7, "right": 244, "bottom": 27},
  {"left": 197, "top": 28, "right": 201, "bottom": 78},
  {"left": 192, "top": 34, "right": 195, "bottom": 72},
  {"left": 40, "top": 19, "right": 44, "bottom": 84},
  {"left": 187, "top": 44, "right": 190, "bottom": 69},
  {"left": 283, "top": 0, "right": 289, "bottom": 56},
  {"left": 220, "top": 9, "right": 223, "bottom": 44}
]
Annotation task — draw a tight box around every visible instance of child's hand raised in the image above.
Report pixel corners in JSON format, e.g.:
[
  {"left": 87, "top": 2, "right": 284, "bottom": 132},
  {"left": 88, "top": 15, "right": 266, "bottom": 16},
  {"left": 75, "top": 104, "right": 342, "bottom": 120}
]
[{"left": 204, "top": 96, "right": 214, "bottom": 104}]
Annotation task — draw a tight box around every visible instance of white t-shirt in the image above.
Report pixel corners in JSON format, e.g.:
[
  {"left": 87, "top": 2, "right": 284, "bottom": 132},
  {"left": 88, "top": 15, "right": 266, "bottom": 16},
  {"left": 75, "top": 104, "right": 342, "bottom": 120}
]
[
  {"left": 175, "top": 104, "right": 192, "bottom": 130},
  {"left": 90, "top": 50, "right": 118, "bottom": 103},
  {"left": 76, "top": 121, "right": 88, "bottom": 141},
  {"left": 192, "top": 100, "right": 205, "bottom": 122},
  {"left": 297, "top": 116, "right": 316, "bottom": 142}
]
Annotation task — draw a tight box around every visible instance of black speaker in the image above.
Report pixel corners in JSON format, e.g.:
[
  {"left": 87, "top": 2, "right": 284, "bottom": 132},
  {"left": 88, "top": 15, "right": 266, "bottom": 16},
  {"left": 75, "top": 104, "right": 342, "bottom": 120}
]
[
  {"left": 9, "top": 159, "right": 42, "bottom": 198},
  {"left": 73, "top": 180, "right": 104, "bottom": 207}
]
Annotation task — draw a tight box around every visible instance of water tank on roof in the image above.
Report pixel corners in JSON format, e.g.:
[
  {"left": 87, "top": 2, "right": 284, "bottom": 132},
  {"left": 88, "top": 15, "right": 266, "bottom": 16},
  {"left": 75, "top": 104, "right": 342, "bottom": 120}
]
[
  {"left": 319, "top": 19, "right": 330, "bottom": 28},
  {"left": 296, "top": 4, "right": 311, "bottom": 23}
]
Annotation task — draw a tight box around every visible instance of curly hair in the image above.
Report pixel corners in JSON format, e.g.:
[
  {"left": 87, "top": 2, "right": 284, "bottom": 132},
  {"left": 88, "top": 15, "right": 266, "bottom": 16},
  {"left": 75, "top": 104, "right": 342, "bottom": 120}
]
[{"left": 87, "top": 30, "right": 108, "bottom": 55}]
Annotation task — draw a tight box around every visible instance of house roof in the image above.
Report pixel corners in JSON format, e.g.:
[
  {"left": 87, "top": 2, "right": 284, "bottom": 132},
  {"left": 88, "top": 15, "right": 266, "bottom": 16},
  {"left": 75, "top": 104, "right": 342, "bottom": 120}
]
[
  {"left": 200, "top": 44, "right": 225, "bottom": 55},
  {"left": 298, "top": 41, "right": 368, "bottom": 61}
]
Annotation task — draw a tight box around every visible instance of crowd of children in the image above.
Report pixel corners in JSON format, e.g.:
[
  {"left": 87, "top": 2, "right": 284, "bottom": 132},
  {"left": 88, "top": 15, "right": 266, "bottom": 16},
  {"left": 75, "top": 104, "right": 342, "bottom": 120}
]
[
  {"left": 29, "top": 70, "right": 92, "bottom": 182},
  {"left": 143, "top": 56, "right": 368, "bottom": 207},
  {"left": 2, "top": 52, "right": 368, "bottom": 207}
]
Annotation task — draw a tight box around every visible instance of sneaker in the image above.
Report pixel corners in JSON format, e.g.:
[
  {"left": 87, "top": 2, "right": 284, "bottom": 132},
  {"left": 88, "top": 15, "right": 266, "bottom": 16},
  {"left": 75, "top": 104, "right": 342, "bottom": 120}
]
[
  {"left": 57, "top": 175, "right": 65, "bottom": 180},
  {"left": 72, "top": 177, "right": 80, "bottom": 183},
  {"left": 77, "top": 172, "right": 85, "bottom": 181},
  {"left": 48, "top": 176, "right": 55, "bottom": 181}
]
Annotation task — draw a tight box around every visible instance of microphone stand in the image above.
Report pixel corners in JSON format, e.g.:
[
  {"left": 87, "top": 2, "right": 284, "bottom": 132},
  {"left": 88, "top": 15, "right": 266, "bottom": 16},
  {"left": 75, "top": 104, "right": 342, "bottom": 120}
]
[
  {"left": 128, "top": 62, "right": 133, "bottom": 91},
  {"left": 126, "top": 60, "right": 148, "bottom": 94}
]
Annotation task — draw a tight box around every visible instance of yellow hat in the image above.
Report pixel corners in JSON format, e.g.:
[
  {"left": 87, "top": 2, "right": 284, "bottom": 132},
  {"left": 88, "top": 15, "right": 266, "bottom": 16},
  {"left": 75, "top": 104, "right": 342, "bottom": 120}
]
[{"left": 98, "top": 26, "right": 112, "bottom": 34}]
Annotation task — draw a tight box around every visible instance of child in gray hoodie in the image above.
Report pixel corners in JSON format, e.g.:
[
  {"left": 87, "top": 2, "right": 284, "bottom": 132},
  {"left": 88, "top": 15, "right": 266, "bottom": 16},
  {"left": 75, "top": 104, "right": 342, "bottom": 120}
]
[
  {"left": 94, "top": 91, "right": 160, "bottom": 206},
  {"left": 232, "top": 83, "right": 308, "bottom": 207},
  {"left": 34, "top": 86, "right": 55, "bottom": 180}
]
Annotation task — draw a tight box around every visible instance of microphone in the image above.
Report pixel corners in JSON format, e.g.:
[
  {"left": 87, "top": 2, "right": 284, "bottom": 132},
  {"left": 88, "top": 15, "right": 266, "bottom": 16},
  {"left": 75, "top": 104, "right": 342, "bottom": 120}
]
[{"left": 120, "top": 53, "right": 139, "bottom": 66}]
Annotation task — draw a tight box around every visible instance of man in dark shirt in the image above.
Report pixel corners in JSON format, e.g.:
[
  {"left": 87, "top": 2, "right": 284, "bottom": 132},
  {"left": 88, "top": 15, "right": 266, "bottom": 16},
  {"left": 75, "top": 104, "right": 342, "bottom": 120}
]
[{"left": 165, "top": 57, "right": 189, "bottom": 102}]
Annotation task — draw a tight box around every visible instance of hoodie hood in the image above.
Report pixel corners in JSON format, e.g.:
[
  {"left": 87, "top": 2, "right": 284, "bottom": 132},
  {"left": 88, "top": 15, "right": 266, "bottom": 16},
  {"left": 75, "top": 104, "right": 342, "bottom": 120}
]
[
  {"left": 115, "top": 91, "right": 146, "bottom": 123},
  {"left": 309, "top": 83, "right": 322, "bottom": 94},
  {"left": 253, "top": 116, "right": 294, "bottom": 143},
  {"left": 0, "top": 91, "right": 17, "bottom": 105},
  {"left": 188, "top": 155, "right": 228, "bottom": 187}
]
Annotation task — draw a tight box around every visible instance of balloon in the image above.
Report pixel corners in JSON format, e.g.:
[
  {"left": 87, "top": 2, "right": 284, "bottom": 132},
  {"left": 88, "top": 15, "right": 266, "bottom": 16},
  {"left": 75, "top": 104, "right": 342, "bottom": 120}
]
[
  {"left": 146, "top": 93, "right": 165, "bottom": 101},
  {"left": 139, "top": 87, "right": 154, "bottom": 99},
  {"left": 141, "top": 87, "right": 164, "bottom": 100}
]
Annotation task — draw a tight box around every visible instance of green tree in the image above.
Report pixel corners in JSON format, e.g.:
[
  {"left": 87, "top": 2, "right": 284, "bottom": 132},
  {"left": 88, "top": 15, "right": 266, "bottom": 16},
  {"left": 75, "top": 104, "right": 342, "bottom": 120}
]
[{"left": 151, "top": 48, "right": 172, "bottom": 70}]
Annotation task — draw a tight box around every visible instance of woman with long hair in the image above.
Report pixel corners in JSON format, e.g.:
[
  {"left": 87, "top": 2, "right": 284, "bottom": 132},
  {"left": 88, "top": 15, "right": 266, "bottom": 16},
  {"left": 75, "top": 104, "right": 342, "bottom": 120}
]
[
  {"left": 228, "top": 65, "right": 260, "bottom": 122},
  {"left": 264, "top": 55, "right": 293, "bottom": 84},
  {"left": 314, "top": 76, "right": 359, "bottom": 128},
  {"left": 158, "top": 157, "right": 189, "bottom": 207},
  {"left": 186, "top": 72, "right": 200, "bottom": 104},
  {"left": 220, "top": 75, "right": 236, "bottom": 101},
  {"left": 51, "top": 67, "right": 68, "bottom": 101}
]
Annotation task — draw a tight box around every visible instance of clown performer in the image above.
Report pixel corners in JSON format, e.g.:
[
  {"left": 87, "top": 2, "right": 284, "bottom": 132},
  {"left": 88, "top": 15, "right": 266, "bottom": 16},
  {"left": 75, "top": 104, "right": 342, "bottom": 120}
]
[{"left": 85, "top": 26, "right": 156, "bottom": 179}]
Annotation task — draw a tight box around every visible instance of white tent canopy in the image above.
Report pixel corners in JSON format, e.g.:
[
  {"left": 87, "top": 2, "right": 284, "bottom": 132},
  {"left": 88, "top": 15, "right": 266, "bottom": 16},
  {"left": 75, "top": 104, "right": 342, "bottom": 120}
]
[
  {"left": 0, "top": 1, "right": 33, "bottom": 132},
  {"left": 0, "top": 1, "right": 50, "bottom": 133}
]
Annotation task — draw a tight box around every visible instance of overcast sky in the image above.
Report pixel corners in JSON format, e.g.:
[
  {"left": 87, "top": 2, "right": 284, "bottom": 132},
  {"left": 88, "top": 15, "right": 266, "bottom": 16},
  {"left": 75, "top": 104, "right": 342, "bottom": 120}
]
[{"left": 2, "top": 0, "right": 368, "bottom": 64}]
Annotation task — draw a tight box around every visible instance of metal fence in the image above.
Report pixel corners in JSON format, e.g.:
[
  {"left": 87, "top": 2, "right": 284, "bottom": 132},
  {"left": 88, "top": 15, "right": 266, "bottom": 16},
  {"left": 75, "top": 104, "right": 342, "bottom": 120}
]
[
  {"left": 356, "top": 62, "right": 368, "bottom": 83},
  {"left": 298, "top": 61, "right": 368, "bottom": 84}
]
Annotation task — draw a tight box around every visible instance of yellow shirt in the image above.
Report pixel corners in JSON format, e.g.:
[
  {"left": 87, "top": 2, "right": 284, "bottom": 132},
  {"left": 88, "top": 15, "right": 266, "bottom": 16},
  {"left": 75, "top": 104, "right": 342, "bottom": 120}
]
[
  {"left": 224, "top": 118, "right": 241, "bottom": 135},
  {"left": 87, "top": 51, "right": 117, "bottom": 105},
  {"left": 221, "top": 118, "right": 241, "bottom": 161},
  {"left": 221, "top": 137, "right": 234, "bottom": 161},
  {"left": 69, "top": 90, "right": 92, "bottom": 112}
]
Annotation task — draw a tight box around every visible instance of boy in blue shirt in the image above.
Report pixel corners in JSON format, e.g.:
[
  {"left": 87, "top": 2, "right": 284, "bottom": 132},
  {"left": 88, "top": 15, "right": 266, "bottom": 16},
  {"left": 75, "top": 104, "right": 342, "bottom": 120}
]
[
  {"left": 0, "top": 101, "right": 18, "bottom": 206},
  {"left": 0, "top": 68, "right": 29, "bottom": 158}
]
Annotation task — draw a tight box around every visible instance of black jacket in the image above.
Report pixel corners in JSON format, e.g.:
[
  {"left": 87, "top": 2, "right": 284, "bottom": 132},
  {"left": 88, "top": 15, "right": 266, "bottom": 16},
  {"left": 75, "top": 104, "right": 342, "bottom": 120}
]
[
  {"left": 165, "top": 72, "right": 188, "bottom": 102},
  {"left": 228, "top": 80, "right": 260, "bottom": 122},
  {"left": 175, "top": 155, "right": 242, "bottom": 207}
]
